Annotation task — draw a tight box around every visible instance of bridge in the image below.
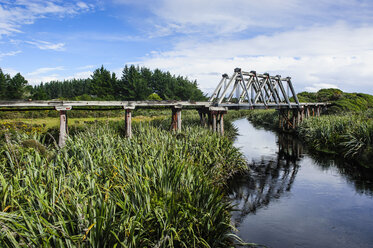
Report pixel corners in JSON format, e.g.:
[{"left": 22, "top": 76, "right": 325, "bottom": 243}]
[{"left": 0, "top": 68, "right": 328, "bottom": 147}]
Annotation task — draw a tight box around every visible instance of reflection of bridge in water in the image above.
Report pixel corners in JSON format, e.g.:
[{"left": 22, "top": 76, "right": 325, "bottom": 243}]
[
  {"left": 229, "top": 133, "right": 304, "bottom": 222},
  {"left": 229, "top": 129, "right": 373, "bottom": 226}
]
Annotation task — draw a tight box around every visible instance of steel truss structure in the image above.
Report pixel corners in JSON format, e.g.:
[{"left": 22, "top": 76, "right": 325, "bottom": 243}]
[{"left": 209, "top": 68, "right": 300, "bottom": 108}]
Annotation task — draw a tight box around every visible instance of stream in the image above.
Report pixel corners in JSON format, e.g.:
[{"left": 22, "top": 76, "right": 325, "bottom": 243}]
[{"left": 230, "top": 118, "right": 373, "bottom": 248}]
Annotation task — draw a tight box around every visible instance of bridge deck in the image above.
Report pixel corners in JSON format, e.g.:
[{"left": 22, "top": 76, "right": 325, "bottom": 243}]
[{"left": 0, "top": 100, "right": 329, "bottom": 110}]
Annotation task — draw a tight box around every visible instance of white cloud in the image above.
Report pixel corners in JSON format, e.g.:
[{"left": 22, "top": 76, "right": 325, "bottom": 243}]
[
  {"left": 305, "top": 84, "right": 340, "bottom": 92},
  {"left": 66, "top": 71, "right": 92, "bottom": 79},
  {"left": 0, "top": 1, "right": 94, "bottom": 37},
  {"left": 25, "top": 40, "right": 65, "bottom": 51},
  {"left": 0, "top": 50, "right": 21, "bottom": 59},
  {"left": 28, "top": 66, "right": 64, "bottom": 76},
  {"left": 115, "top": 0, "right": 373, "bottom": 37},
  {"left": 130, "top": 23, "right": 373, "bottom": 94},
  {"left": 77, "top": 65, "right": 95, "bottom": 70}
]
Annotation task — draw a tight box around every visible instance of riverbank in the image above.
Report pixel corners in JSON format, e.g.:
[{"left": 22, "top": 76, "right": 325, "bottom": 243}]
[
  {"left": 246, "top": 109, "right": 373, "bottom": 168},
  {"left": 0, "top": 114, "right": 248, "bottom": 247}
]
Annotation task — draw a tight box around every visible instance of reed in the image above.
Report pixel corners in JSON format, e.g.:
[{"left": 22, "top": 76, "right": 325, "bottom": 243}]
[{"left": 0, "top": 121, "right": 246, "bottom": 247}]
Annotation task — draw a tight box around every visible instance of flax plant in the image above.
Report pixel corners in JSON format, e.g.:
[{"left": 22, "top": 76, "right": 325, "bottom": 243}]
[{"left": 0, "top": 122, "right": 246, "bottom": 247}]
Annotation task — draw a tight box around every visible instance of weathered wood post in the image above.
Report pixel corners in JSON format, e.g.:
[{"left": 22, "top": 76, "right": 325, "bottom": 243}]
[
  {"left": 209, "top": 107, "right": 227, "bottom": 134},
  {"left": 292, "top": 109, "right": 297, "bottom": 129},
  {"left": 55, "top": 106, "right": 72, "bottom": 148},
  {"left": 219, "top": 112, "right": 225, "bottom": 135},
  {"left": 171, "top": 106, "right": 182, "bottom": 132},
  {"left": 297, "top": 108, "right": 301, "bottom": 126},
  {"left": 286, "top": 109, "right": 290, "bottom": 130},
  {"left": 212, "top": 111, "right": 217, "bottom": 132},
  {"left": 198, "top": 110, "right": 205, "bottom": 127},
  {"left": 124, "top": 106, "right": 135, "bottom": 138}
]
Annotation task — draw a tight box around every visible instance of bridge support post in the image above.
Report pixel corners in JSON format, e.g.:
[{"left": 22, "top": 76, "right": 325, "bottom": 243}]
[
  {"left": 292, "top": 109, "right": 297, "bottom": 130},
  {"left": 219, "top": 112, "right": 225, "bottom": 135},
  {"left": 297, "top": 109, "right": 301, "bottom": 125},
  {"left": 56, "top": 106, "right": 72, "bottom": 148},
  {"left": 198, "top": 110, "right": 207, "bottom": 127},
  {"left": 171, "top": 106, "right": 182, "bottom": 132},
  {"left": 212, "top": 111, "right": 217, "bottom": 132},
  {"left": 124, "top": 107, "right": 135, "bottom": 138},
  {"left": 208, "top": 107, "right": 227, "bottom": 135}
]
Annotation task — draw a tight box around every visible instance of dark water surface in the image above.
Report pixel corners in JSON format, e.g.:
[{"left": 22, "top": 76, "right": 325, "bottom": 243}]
[{"left": 230, "top": 118, "right": 373, "bottom": 248}]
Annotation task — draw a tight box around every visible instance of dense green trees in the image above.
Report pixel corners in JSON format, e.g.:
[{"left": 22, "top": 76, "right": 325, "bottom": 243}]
[
  {"left": 0, "top": 69, "right": 29, "bottom": 100},
  {"left": 31, "top": 65, "right": 206, "bottom": 101},
  {"left": 0, "top": 65, "right": 207, "bottom": 101}
]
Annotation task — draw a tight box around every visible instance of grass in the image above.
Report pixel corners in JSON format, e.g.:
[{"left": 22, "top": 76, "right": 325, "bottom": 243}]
[
  {"left": 0, "top": 115, "right": 247, "bottom": 247},
  {"left": 0, "top": 115, "right": 161, "bottom": 130}
]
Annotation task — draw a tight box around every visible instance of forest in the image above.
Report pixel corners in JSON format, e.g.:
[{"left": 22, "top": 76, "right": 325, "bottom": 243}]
[{"left": 0, "top": 65, "right": 206, "bottom": 101}]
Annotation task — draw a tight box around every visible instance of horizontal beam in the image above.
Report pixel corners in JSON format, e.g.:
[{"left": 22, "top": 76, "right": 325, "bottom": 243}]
[
  {"left": 0, "top": 100, "right": 330, "bottom": 111},
  {"left": 0, "top": 100, "right": 210, "bottom": 109},
  {"left": 219, "top": 102, "right": 330, "bottom": 110}
]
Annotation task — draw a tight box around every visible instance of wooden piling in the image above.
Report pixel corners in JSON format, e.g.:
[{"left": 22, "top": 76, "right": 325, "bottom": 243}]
[
  {"left": 212, "top": 112, "right": 217, "bottom": 132},
  {"left": 171, "top": 106, "right": 182, "bottom": 132},
  {"left": 56, "top": 106, "right": 71, "bottom": 148},
  {"left": 220, "top": 112, "right": 224, "bottom": 135},
  {"left": 125, "top": 108, "right": 132, "bottom": 138}
]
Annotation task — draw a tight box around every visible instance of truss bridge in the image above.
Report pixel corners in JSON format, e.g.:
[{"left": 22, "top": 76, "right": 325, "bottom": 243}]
[{"left": 209, "top": 68, "right": 326, "bottom": 110}]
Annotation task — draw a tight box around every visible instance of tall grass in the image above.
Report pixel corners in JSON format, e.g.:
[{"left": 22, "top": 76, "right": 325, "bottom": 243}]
[
  {"left": 297, "top": 114, "right": 373, "bottom": 166},
  {"left": 0, "top": 121, "right": 246, "bottom": 247}
]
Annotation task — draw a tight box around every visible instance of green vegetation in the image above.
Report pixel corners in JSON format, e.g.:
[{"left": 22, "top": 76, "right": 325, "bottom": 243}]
[
  {"left": 0, "top": 115, "right": 247, "bottom": 247},
  {"left": 0, "top": 65, "right": 206, "bottom": 101},
  {"left": 298, "top": 88, "right": 373, "bottom": 113},
  {"left": 297, "top": 113, "right": 373, "bottom": 167},
  {"left": 1, "top": 65, "right": 206, "bottom": 101},
  {"left": 0, "top": 69, "right": 30, "bottom": 100}
]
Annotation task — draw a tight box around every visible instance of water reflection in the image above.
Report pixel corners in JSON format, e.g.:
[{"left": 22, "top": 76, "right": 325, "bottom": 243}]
[
  {"left": 229, "top": 133, "right": 303, "bottom": 224},
  {"left": 230, "top": 119, "right": 373, "bottom": 248},
  {"left": 309, "top": 153, "right": 373, "bottom": 196}
]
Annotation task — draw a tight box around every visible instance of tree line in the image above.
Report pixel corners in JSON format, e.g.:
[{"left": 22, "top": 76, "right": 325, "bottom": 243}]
[{"left": 0, "top": 65, "right": 207, "bottom": 101}]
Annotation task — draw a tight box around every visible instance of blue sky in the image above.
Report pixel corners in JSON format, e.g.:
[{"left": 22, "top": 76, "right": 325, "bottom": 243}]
[{"left": 1, "top": 0, "right": 373, "bottom": 94}]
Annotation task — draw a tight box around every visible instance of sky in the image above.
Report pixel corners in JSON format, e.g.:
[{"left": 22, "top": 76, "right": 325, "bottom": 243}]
[{"left": 1, "top": 0, "right": 373, "bottom": 95}]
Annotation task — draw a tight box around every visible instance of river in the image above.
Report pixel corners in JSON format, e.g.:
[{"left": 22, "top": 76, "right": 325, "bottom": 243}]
[{"left": 230, "top": 118, "right": 373, "bottom": 248}]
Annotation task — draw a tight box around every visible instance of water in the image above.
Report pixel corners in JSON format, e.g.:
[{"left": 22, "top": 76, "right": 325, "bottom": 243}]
[{"left": 230, "top": 118, "right": 373, "bottom": 248}]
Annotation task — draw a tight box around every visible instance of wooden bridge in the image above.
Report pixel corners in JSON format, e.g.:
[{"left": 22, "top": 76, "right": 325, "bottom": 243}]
[{"left": 0, "top": 68, "right": 328, "bottom": 147}]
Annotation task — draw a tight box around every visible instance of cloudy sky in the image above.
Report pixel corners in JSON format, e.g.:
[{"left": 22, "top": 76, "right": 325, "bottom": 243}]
[{"left": 1, "top": 0, "right": 373, "bottom": 94}]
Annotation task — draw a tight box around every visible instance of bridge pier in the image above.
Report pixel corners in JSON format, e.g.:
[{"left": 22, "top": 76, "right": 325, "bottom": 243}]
[
  {"left": 198, "top": 107, "right": 227, "bottom": 135},
  {"left": 55, "top": 106, "right": 72, "bottom": 148},
  {"left": 171, "top": 106, "right": 182, "bottom": 132},
  {"left": 124, "top": 107, "right": 135, "bottom": 138}
]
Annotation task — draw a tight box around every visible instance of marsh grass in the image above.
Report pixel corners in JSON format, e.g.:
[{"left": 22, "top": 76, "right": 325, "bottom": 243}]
[{"left": 0, "top": 119, "right": 246, "bottom": 247}]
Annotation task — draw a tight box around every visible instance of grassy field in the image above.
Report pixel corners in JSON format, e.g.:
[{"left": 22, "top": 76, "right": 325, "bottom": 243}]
[{"left": 1, "top": 115, "right": 159, "bottom": 129}]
